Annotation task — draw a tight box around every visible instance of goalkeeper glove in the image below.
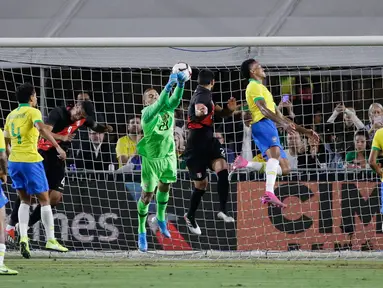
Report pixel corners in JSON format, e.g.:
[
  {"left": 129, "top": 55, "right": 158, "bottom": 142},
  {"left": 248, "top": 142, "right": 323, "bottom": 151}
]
[
  {"left": 165, "top": 73, "right": 177, "bottom": 93},
  {"left": 176, "top": 71, "right": 188, "bottom": 88}
]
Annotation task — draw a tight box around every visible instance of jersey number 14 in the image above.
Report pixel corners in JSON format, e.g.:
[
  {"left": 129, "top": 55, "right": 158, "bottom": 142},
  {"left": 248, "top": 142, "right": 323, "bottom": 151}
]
[{"left": 11, "top": 123, "right": 21, "bottom": 144}]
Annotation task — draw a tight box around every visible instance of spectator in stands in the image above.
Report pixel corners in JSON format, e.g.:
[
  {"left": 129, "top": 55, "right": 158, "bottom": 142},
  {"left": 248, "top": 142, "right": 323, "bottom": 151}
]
[
  {"left": 345, "top": 130, "right": 369, "bottom": 169},
  {"left": 323, "top": 123, "right": 344, "bottom": 168},
  {"left": 366, "top": 103, "right": 383, "bottom": 139},
  {"left": 73, "top": 128, "right": 116, "bottom": 171},
  {"left": 285, "top": 133, "right": 323, "bottom": 170},
  {"left": 312, "top": 109, "right": 325, "bottom": 135},
  {"left": 327, "top": 104, "right": 365, "bottom": 153},
  {"left": 214, "top": 131, "right": 235, "bottom": 164},
  {"left": 116, "top": 116, "right": 142, "bottom": 170},
  {"left": 277, "top": 99, "right": 295, "bottom": 120}
]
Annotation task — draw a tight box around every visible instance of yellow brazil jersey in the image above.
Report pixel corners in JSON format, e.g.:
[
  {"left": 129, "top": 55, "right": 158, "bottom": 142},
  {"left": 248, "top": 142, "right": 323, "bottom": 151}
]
[
  {"left": 245, "top": 79, "right": 276, "bottom": 124},
  {"left": 4, "top": 104, "right": 43, "bottom": 163},
  {"left": 116, "top": 135, "right": 137, "bottom": 168},
  {"left": 372, "top": 128, "right": 383, "bottom": 181},
  {"left": 0, "top": 129, "right": 5, "bottom": 152}
]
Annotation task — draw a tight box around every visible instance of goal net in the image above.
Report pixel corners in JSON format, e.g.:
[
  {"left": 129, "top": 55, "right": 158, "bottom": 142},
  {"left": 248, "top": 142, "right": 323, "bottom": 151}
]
[{"left": 2, "top": 37, "right": 383, "bottom": 259}]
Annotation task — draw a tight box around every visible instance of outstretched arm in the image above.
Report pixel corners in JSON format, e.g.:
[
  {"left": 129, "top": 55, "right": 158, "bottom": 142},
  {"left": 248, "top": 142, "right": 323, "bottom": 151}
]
[
  {"left": 167, "top": 72, "right": 188, "bottom": 110},
  {"left": 142, "top": 74, "right": 177, "bottom": 122}
]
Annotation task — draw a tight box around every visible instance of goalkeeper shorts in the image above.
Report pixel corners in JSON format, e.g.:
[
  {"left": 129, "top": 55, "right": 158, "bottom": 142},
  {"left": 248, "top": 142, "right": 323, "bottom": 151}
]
[{"left": 141, "top": 154, "right": 177, "bottom": 192}]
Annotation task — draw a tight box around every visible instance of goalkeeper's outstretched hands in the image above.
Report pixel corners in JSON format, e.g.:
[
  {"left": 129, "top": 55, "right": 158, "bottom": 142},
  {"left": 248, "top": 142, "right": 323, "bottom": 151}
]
[
  {"left": 176, "top": 71, "right": 188, "bottom": 88},
  {"left": 165, "top": 73, "right": 178, "bottom": 93}
]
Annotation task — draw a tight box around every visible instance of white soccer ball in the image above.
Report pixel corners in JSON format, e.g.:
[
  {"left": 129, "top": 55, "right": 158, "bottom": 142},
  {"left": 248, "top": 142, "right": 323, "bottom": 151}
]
[{"left": 172, "top": 62, "right": 192, "bottom": 82}]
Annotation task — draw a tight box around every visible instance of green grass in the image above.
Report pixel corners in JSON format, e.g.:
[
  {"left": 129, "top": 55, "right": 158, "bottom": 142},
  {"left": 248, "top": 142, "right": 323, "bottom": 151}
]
[{"left": 1, "top": 259, "right": 382, "bottom": 288}]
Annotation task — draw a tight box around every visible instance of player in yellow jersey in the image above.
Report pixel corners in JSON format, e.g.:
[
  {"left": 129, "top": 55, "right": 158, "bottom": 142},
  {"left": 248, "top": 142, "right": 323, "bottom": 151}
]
[
  {"left": 369, "top": 127, "right": 383, "bottom": 214},
  {"left": 3, "top": 83, "right": 68, "bottom": 259},
  {"left": 0, "top": 129, "right": 18, "bottom": 275},
  {"left": 234, "top": 59, "right": 319, "bottom": 208}
]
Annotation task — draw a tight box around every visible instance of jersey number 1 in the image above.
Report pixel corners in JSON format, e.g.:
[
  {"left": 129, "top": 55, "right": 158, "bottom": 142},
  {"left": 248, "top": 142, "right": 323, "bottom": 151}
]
[{"left": 11, "top": 123, "right": 21, "bottom": 144}]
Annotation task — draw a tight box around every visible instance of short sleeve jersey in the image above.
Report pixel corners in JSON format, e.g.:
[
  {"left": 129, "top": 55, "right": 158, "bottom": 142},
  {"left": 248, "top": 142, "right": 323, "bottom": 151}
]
[
  {"left": 4, "top": 104, "right": 43, "bottom": 162},
  {"left": 116, "top": 135, "right": 137, "bottom": 167},
  {"left": 246, "top": 79, "right": 276, "bottom": 124}
]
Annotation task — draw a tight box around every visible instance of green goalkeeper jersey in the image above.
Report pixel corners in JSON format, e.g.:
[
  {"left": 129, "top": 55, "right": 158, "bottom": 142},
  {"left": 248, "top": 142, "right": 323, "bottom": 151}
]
[{"left": 136, "top": 86, "right": 184, "bottom": 159}]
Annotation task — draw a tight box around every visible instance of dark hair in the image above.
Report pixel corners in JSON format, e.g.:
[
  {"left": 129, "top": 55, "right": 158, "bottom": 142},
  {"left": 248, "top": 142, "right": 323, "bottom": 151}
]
[
  {"left": 197, "top": 69, "right": 214, "bottom": 86},
  {"left": 16, "top": 83, "right": 35, "bottom": 103},
  {"left": 79, "top": 100, "right": 95, "bottom": 118},
  {"left": 240, "top": 59, "right": 257, "bottom": 80},
  {"left": 354, "top": 130, "right": 369, "bottom": 139}
]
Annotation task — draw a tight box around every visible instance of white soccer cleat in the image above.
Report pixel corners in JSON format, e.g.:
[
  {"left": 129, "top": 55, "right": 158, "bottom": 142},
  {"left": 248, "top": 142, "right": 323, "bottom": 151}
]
[
  {"left": 184, "top": 213, "right": 202, "bottom": 235},
  {"left": 217, "top": 212, "right": 235, "bottom": 223}
]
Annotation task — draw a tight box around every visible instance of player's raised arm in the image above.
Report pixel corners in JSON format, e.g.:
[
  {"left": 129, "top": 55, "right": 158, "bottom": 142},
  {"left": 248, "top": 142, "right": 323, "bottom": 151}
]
[
  {"left": 167, "top": 72, "right": 188, "bottom": 110},
  {"left": 369, "top": 128, "right": 383, "bottom": 175},
  {"left": 141, "top": 74, "right": 177, "bottom": 122}
]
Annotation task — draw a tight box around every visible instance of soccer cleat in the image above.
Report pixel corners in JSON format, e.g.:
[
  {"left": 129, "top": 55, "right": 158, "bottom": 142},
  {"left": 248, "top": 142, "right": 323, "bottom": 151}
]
[
  {"left": 19, "top": 237, "right": 31, "bottom": 259},
  {"left": 217, "top": 211, "right": 235, "bottom": 223},
  {"left": 138, "top": 233, "right": 148, "bottom": 252},
  {"left": 261, "top": 191, "right": 287, "bottom": 208},
  {"left": 0, "top": 265, "right": 18, "bottom": 275},
  {"left": 6, "top": 226, "right": 16, "bottom": 245},
  {"left": 45, "top": 239, "right": 68, "bottom": 252},
  {"left": 151, "top": 217, "right": 171, "bottom": 238},
  {"left": 232, "top": 155, "right": 248, "bottom": 170},
  {"left": 184, "top": 213, "right": 202, "bottom": 235}
]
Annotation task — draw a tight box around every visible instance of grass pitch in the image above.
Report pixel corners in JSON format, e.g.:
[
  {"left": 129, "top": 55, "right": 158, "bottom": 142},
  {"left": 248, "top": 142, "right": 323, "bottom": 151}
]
[{"left": 1, "top": 259, "right": 382, "bottom": 288}]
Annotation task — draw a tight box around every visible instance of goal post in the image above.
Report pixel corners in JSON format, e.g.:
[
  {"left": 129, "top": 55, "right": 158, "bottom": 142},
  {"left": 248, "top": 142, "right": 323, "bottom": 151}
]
[{"left": 1, "top": 37, "right": 383, "bottom": 260}]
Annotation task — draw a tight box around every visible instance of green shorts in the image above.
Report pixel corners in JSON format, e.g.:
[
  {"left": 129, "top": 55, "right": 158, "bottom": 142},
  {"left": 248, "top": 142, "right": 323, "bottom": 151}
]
[{"left": 141, "top": 154, "right": 177, "bottom": 192}]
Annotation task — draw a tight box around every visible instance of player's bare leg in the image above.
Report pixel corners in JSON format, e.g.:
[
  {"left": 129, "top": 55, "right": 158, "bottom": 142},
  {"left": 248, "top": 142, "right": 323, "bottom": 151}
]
[
  {"left": 17, "top": 189, "right": 32, "bottom": 259},
  {"left": 0, "top": 206, "right": 18, "bottom": 275},
  {"left": 262, "top": 147, "right": 287, "bottom": 208},
  {"left": 151, "top": 182, "right": 171, "bottom": 238},
  {"left": 212, "top": 158, "right": 234, "bottom": 223},
  {"left": 34, "top": 191, "right": 68, "bottom": 253},
  {"left": 185, "top": 178, "right": 207, "bottom": 235}
]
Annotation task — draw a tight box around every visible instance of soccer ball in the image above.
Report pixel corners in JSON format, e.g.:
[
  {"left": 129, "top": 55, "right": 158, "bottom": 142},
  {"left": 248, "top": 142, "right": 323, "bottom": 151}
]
[{"left": 172, "top": 62, "right": 192, "bottom": 81}]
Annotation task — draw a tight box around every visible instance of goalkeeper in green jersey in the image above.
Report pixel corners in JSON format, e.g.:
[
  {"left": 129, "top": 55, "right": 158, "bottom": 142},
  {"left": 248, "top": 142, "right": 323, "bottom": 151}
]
[{"left": 136, "top": 71, "right": 188, "bottom": 252}]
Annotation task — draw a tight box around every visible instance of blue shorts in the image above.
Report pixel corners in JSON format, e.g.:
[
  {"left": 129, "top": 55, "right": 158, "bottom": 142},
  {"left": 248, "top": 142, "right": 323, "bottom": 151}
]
[
  {"left": 251, "top": 118, "right": 287, "bottom": 160},
  {"left": 0, "top": 185, "right": 8, "bottom": 209},
  {"left": 8, "top": 161, "right": 49, "bottom": 195}
]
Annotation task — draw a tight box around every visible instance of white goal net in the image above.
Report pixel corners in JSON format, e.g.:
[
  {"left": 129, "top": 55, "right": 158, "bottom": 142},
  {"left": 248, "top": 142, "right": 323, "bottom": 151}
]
[{"left": 2, "top": 37, "right": 383, "bottom": 259}]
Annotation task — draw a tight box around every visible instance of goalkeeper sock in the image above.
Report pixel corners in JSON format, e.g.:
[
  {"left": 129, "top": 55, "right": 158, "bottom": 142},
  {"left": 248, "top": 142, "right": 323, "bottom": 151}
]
[
  {"left": 187, "top": 188, "right": 205, "bottom": 218},
  {"left": 0, "top": 244, "right": 5, "bottom": 265},
  {"left": 137, "top": 199, "right": 149, "bottom": 234},
  {"left": 156, "top": 190, "right": 169, "bottom": 222},
  {"left": 28, "top": 204, "right": 42, "bottom": 227},
  {"left": 217, "top": 169, "right": 229, "bottom": 213},
  {"left": 41, "top": 205, "right": 55, "bottom": 241},
  {"left": 18, "top": 202, "right": 30, "bottom": 238},
  {"left": 9, "top": 197, "right": 21, "bottom": 226},
  {"left": 265, "top": 158, "right": 279, "bottom": 193}
]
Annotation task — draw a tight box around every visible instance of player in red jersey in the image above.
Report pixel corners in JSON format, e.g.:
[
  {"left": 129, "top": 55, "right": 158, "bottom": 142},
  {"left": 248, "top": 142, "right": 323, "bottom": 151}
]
[
  {"left": 6, "top": 101, "right": 112, "bottom": 242},
  {"left": 183, "top": 69, "right": 237, "bottom": 235}
]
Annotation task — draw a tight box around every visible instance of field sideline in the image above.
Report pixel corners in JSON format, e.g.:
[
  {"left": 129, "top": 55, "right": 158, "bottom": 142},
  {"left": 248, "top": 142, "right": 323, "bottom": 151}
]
[{"left": 1, "top": 259, "right": 382, "bottom": 288}]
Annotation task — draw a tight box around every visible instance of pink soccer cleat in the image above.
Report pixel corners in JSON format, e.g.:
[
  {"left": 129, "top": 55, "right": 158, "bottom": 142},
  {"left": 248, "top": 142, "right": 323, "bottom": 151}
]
[
  {"left": 261, "top": 191, "right": 287, "bottom": 208},
  {"left": 233, "top": 155, "right": 248, "bottom": 170}
]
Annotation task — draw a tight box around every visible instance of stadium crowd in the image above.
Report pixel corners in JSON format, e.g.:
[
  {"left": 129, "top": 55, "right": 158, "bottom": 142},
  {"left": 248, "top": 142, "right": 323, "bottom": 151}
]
[{"left": 65, "top": 91, "right": 383, "bottom": 173}]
